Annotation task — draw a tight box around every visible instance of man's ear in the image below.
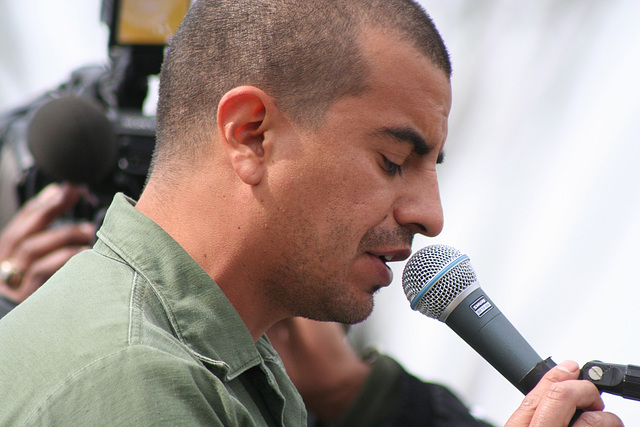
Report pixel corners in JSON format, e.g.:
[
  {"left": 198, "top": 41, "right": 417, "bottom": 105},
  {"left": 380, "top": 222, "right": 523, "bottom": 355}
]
[{"left": 217, "top": 86, "right": 274, "bottom": 186}]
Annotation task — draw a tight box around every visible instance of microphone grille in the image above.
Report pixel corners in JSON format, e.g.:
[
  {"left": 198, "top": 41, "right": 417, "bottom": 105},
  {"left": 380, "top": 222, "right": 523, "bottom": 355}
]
[{"left": 402, "top": 244, "right": 477, "bottom": 320}]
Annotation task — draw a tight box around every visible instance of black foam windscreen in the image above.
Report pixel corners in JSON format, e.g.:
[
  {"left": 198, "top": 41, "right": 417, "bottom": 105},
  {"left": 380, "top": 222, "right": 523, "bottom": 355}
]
[{"left": 27, "top": 96, "right": 118, "bottom": 185}]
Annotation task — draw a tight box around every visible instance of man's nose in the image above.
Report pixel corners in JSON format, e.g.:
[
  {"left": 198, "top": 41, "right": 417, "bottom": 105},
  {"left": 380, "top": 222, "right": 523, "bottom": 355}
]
[{"left": 394, "top": 171, "right": 444, "bottom": 237}]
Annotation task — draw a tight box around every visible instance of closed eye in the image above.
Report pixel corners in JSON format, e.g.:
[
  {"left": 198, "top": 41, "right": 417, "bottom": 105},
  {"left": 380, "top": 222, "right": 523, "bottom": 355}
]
[
  {"left": 381, "top": 155, "right": 402, "bottom": 176},
  {"left": 374, "top": 126, "right": 446, "bottom": 165}
]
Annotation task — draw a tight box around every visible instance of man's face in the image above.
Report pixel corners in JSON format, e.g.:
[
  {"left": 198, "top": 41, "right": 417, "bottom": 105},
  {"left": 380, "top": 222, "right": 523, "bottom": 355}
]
[{"left": 261, "top": 30, "right": 452, "bottom": 324}]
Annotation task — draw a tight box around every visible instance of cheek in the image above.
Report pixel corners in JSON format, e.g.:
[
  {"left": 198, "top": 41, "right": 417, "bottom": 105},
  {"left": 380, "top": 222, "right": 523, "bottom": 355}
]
[
  {"left": 326, "top": 162, "right": 394, "bottom": 226},
  {"left": 270, "top": 146, "right": 393, "bottom": 238}
]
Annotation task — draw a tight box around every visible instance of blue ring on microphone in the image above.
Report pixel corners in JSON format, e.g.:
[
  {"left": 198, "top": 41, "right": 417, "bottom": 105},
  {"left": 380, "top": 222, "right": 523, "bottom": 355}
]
[{"left": 410, "top": 254, "right": 469, "bottom": 310}]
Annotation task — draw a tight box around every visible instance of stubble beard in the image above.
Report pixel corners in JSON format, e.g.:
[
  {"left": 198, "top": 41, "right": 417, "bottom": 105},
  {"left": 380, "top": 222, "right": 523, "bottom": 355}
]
[
  {"left": 264, "top": 254, "right": 376, "bottom": 325},
  {"left": 264, "top": 224, "right": 412, "bottom": 325}
]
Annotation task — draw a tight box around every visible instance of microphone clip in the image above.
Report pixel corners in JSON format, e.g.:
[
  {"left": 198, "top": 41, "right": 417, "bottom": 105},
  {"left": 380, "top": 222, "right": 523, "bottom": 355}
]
[
  {"left": 518, "top": 357, "right": 640, "bottom": 403},
  {"left": 579, "top": 360, "right": 640, "bottom": 402}
]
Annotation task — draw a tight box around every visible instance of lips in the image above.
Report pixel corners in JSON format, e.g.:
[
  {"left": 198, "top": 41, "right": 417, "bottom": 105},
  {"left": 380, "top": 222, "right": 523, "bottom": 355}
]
[
  {"left": 365, "top": 252, "right": 394, "bottom": 287},
  {"left": 360, "top": 247, "right": 412, "bottom": 289},
  {"left": 367, "top": 247, "right": 412, "bottom": 263}
]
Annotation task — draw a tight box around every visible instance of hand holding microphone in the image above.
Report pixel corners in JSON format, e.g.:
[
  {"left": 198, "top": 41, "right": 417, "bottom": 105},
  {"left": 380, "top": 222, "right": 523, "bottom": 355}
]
[{"left": 403, "top": 244, "right": 624, "bottom": 426}]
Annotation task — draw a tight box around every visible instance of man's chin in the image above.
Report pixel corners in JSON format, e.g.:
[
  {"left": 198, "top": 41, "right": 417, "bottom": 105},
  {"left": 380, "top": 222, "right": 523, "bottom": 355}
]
[{"left": 308, "top": 297, "right": 374, "bottom": 325}]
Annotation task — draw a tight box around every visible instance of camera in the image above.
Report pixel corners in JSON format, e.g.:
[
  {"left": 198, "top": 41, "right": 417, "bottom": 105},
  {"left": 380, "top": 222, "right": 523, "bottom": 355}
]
[{"left": 0, "top": 0, "right": 189, "bottom": 227}]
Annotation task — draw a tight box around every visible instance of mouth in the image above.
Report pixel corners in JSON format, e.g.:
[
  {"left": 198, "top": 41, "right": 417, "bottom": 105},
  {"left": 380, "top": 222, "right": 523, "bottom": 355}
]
[
  {"left": 365, "top": 253, "right": 393, "bottom": 267},
  {"left": 375, "top": 254, "right": 394, "bottom": 274},
  {"left": 363, "top": 253, "right": 393, "bottom": 289},
  {"left": 363, "top": 249, "right": 409, "bottom": 288},
  {"left": 368, "top": 248, "right": 412, "bottom": 264}
]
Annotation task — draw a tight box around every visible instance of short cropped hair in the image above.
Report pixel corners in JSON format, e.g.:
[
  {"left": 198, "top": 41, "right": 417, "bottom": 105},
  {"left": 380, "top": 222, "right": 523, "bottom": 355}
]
[{"left": 153, "top": 0, "right": 450, "bottom": 169}]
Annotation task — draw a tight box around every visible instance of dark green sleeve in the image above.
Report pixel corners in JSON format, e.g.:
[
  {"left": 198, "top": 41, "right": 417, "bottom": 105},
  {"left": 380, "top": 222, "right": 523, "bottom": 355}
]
[{"left": 326, "top": 353, "right": 494, "bottom": 427}]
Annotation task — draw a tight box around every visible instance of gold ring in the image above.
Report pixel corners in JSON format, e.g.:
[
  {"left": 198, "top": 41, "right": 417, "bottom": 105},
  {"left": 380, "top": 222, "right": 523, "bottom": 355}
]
[{"left": 0, "top": 260, "right": 24, "bottom": 289}]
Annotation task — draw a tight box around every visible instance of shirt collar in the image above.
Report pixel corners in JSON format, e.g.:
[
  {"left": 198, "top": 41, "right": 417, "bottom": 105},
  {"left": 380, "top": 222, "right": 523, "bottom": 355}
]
[{"left": 97, "top": 193, "right": 268, "bottom": 380}]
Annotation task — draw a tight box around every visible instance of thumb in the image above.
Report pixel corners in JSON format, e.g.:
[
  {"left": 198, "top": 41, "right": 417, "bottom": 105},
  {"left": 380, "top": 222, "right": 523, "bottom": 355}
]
[{"left": 506, "top": 360, "right": 587, "bottom": 427}]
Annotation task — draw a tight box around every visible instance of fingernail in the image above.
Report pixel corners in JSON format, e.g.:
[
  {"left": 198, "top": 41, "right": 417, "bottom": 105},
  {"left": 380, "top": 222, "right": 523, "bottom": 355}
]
[
  {"left": 557, "top": 360, "right": 579, "bottom": 373},
  {"left": 79, "top": 222, "right": 96, "bottom": 237},
  {"left": 38, "top": 183, "right": 62, "bottom": 203}
]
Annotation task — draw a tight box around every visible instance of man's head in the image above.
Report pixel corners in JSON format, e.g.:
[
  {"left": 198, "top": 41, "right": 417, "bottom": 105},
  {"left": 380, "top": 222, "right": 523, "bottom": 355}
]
[
  {"left": 143, "top": 0, "right": 452, "bottom": 329},
  {"left": 152, "top": 0, "right": 450, "bottom": 172}
]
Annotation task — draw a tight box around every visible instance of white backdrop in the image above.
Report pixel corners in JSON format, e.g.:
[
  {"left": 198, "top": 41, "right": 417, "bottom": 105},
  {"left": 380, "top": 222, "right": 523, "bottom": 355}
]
[
  {"left": 2, "top": 1, "right": 640, "bottom": 425},
  {"left": 356, "top": 1, "right": 640, "bottom": 424}
]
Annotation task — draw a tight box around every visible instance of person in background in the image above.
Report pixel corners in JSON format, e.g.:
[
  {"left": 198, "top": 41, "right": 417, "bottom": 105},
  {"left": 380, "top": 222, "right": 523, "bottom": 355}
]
[
  {"left": 267, "top": 317, "right": 495, "bottom": 426},
  {"left": 0, "top": 0, "right": 622, "bottom": 425},
  {"left": 0, "top": 183, "right": 94, "bottom": 317}
]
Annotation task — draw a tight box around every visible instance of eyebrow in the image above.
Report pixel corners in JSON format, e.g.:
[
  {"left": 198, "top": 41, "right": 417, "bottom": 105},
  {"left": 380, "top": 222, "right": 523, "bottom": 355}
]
[{"left": 375, "top": 126, "right": 445, "bottom": 164}]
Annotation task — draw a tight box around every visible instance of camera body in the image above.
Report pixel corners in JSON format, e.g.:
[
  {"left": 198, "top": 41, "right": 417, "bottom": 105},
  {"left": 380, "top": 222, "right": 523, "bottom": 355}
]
[{"left": 0, "top": 0, "right": 189, "bottom": 227}]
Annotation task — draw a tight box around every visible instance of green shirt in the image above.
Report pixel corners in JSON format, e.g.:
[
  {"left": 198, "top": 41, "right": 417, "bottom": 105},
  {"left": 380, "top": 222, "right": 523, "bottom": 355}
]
[{"left": 0, "top": 194, "right": 306, "bottom": 426}]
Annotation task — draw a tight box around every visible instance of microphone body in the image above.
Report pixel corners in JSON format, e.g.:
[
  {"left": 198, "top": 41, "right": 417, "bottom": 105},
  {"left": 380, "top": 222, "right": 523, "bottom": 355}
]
[
  {"left": 444, "top": 285, "right": 545, "bottom": 394},
  {"left": 403, "top": 243, "right": 640, "bottom": 427},
  {"left": 402, "top": 245, "right": 552, "bottom": 394}
]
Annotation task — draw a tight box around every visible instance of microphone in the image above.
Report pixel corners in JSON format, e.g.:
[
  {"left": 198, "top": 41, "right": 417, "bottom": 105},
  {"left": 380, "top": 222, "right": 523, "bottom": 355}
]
[
  {"left": 402, "top": 244, "right": 554, "bottom": 394},
  {"left": 27, "top": 96, "right": 118, "bottom": 185}
]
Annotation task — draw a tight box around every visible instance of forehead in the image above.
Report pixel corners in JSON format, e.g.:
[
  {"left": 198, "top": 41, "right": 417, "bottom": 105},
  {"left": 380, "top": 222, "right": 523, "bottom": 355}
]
[
  {"left": 366, "top": 28, "right": 450, "bottom": 115},
  {"left": 321, "top": 28, "right": 452, "bottom": 154}
]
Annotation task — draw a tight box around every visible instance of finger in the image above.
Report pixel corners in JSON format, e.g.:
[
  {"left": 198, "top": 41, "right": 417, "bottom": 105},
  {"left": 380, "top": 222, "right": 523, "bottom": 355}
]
[
  {"left": 19, "top": 182, "right": 81, "bottom": 221},
  {"left": 507, "top": 360, "right": 581, "bottom": 426},
  {"left": 0, "top": 245, "right": 89, "bottom": 303},
  {"left": 0, "top": 183, "right": 81, "bottom": 257},
  {"left": 572, "top": 410, "right": 624, "bottom": 427},
  {"left": 10, "top": 222, "right": 95, "bottom": 270},
  {"left": 24, "top": 245, "right": 90, "bottom": 291},
  {"left": 529, "top": 379, "right": 604, "bottom": 426}
]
